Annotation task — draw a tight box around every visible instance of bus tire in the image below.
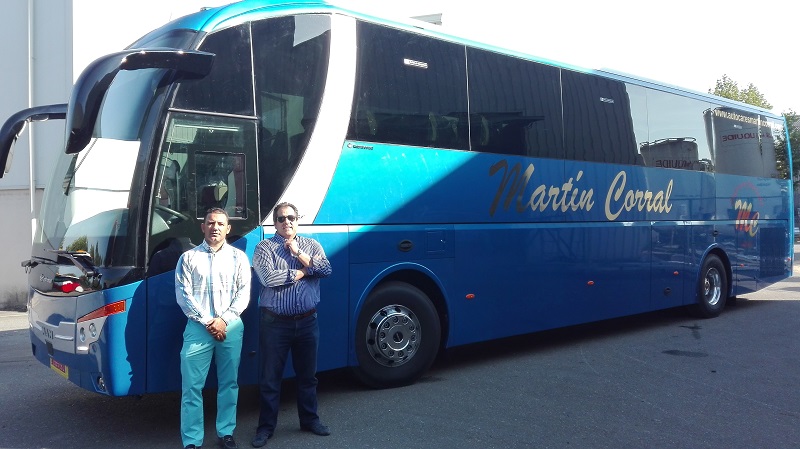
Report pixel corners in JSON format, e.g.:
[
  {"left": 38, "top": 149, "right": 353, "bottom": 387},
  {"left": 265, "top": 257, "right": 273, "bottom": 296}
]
[
  {"left": 353, "top": 281, "right": 441, "bottom": 389},
  {"left": 689, "top": 254, "right": 728, "bottom": 318}
]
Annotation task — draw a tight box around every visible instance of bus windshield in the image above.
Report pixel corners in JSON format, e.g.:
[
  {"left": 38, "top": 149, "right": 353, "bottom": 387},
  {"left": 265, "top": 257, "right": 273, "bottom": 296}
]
[{"left": 34, "top": 68, "right": 167, "bottom": 267}]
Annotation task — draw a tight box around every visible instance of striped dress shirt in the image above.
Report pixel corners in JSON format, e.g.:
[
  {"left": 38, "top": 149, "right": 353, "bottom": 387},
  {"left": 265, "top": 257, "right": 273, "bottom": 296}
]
[
  {"left": 175, "top": 240, "right": 251, "bottom": 326},
  {"left": 253, "top": 234, "right": 332, "bottom": 316}
]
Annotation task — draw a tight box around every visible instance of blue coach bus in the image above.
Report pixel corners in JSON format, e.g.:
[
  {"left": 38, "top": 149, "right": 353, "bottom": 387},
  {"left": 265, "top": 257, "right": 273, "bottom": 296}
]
[{"left": 0, "top": 0, "right": 793, "bottom": 396}]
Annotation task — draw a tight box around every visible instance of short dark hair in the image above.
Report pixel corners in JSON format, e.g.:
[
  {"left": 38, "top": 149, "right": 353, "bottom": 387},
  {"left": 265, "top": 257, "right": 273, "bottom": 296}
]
[
  {"left": 273, "top": 202, "right": 299, "bottom": 222},
  {"left": 205, "top": 207, "right": 230, "bottom": 223}
]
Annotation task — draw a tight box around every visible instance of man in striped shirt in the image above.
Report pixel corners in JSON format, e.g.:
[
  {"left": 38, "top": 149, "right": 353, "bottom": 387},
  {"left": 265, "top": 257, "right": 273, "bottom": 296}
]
[
  {"left": 176, "top": 207, "right": 251, "bottom": 449},
  {"left": 250, "top": 202, "right": 333, "bottom": 448}
]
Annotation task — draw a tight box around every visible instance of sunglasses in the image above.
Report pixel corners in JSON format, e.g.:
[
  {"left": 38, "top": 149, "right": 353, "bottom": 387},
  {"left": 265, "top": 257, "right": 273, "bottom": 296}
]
[{"left": 276, "top": 215, "right": 298, "bottom": 223}]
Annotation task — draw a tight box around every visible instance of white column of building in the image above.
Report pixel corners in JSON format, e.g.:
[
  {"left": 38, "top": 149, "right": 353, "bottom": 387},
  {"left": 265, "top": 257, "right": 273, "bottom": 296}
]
[{"left": 28, "top": 0, "right": 36, "bottom": 242}]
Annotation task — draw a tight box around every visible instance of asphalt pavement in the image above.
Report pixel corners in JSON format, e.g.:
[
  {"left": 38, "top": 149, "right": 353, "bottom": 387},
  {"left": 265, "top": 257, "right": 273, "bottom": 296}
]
[{"left": 2, "top": 256, "right": 800, "bottom": 448}]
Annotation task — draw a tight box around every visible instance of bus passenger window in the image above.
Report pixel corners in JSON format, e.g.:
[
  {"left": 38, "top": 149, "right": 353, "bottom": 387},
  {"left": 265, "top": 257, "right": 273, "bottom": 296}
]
[
  {"left": 348, "top": 21, "right": 469, "bottom": 151},
  {"left": 645, "top": 90, "right": 714, "bottom": 172},
  {"left": 705, "top": 106, "right": 782, "bottom": 178},
  {"left": 252, "top": 15, "right": 332, "bottom": 215},
  {"left": 467, "top": 47, "right": 564, "bottom": 158},
  {"left": 561, "top": 70, "right": 639, "bottom": 165}
]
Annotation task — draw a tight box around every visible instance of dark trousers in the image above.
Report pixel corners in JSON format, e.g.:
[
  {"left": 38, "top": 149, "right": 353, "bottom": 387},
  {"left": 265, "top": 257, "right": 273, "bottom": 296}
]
[{"left": 256, "top": 308, "right": 320, "bottom": 436}]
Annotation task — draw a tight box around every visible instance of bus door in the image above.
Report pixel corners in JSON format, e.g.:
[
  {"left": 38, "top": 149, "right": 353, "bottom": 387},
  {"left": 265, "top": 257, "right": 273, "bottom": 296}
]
[{"left": 144, "top": 113, "right": 260, "bottom": 392}]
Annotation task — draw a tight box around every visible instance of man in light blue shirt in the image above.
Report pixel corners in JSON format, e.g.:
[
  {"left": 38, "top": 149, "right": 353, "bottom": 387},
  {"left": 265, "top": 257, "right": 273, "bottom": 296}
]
[{"left": 176, "top": 207, "right": 251, "bottom": 449}]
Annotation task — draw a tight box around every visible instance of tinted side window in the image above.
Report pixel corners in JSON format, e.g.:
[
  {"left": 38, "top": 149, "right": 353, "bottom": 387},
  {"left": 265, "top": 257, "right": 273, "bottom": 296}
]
[
  {"left": 642, "top": 90, "right": 714, "bottom": 172},
  {"left": 173, "top": 24, "right": 254, "bottom": 116},
  {"left": 625, "top": 83, "right": 650, "bottom": 162},
  {"left": 706, "top": 106, "right": 783, "bottom": 178},
  {"left": 252, "top": 15, "right": 331, "bottom": 216},
  {"left": 561, "top": 71, "right": 639, "bottom": 165},
  {"left": 348, "top": 22, "right": 468, "bottom": 150},
  {"left": 467, "top": 48, "right": 563, "bottom": 158}
]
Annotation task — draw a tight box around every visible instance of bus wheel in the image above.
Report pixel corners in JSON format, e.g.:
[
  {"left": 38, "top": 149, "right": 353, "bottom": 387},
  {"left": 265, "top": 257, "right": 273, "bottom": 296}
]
[
  {"left": 354, "top": 281, "right": 441, "bottom": 389},
  {"left": 689, "top": 254, "right": 728, "bottom": 318}
]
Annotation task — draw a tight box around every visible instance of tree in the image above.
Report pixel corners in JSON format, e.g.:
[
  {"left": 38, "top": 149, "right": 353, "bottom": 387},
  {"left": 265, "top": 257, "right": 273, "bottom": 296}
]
[
  {"left": 709, "top": 74, "right": 741, "bottom": 103},
  {"left": 709, "top": 74, "right": 772, "bottom": 109},
  {"left": 783, "top": 110, "right": 800, "bottom": 180},
  {"left": 740, "top": 83, "right": 772, "bottom": 110},
  {"left": 772, "top": 109, "right": 799, "bottom": 191}
]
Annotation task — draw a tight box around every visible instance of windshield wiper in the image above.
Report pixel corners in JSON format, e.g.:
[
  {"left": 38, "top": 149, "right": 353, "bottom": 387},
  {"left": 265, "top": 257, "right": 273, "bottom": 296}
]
[
  {"left": 46, "top": 249, "right": 102, "bottom": 280},
  {"left": 21, "top": 255, "right": 58, "bottom": 272}
]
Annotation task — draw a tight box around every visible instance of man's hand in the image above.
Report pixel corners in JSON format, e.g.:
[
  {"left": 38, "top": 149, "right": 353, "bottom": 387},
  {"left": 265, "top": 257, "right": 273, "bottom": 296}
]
[
  {"left": 285, "top": 237, "right": 299, "bottom": 256},
  {"left": 206, "top": 317, "right": 227, "bottom": 341}
]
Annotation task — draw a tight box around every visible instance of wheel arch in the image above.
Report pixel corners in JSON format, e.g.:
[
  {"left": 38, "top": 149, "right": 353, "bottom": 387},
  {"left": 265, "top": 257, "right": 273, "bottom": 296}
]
[{"left": 350, "top": 263, "right": 451, "bottom": 364}]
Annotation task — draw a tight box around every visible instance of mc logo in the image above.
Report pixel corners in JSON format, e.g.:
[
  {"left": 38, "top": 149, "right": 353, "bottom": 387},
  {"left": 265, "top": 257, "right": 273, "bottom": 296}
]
[{"left": 734, "top": 199, "right": 759, "bottom": 237}]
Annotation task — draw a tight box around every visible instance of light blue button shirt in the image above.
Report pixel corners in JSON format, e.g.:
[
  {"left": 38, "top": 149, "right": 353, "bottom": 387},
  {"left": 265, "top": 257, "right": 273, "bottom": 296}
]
[{"left": 176, "top": 240, "right": 251, "bottom": 325}]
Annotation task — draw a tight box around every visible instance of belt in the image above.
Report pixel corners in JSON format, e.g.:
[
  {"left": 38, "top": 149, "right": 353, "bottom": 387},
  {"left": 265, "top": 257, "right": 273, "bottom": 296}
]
[{"left": 263, "top": 307, "right": 316, "bottom": 320}]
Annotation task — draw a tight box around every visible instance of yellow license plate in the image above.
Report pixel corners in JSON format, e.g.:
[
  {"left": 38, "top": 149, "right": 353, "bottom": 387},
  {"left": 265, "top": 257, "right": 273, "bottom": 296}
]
[{"left": 50, "top": 358, "right": 69, "bottom": 379}]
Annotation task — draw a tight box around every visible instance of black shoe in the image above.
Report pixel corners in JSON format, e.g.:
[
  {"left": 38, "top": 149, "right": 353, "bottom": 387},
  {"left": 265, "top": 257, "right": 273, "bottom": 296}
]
[
  {"left": 250, "top": 433, "right": 269, "bottom": 448},
  {"left": 301, "top": 422, "right": 331, "bottom": 436},
  {"left": 184, "top": 445, "right": 201, "bottom": 449},
  {"left": 220, "top": 435, "right": 237, "bottom": 449}
]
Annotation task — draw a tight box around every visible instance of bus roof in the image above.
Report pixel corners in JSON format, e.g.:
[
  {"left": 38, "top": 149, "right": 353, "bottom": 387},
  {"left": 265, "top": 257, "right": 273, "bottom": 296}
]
[{"left": 135, "top": 0, "right": 782, "bottom": 121}]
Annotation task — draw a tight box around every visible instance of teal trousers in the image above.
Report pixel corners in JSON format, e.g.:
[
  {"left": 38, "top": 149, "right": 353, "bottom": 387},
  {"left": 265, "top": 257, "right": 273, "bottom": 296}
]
[{"left": 180, "top": 318, "right": 244, "bottom": 447}]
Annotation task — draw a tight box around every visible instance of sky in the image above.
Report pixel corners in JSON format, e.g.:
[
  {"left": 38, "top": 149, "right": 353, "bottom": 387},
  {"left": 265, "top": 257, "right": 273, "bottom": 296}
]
[{"left": 75, "top": 0, "right": 799, "bottom": 113}]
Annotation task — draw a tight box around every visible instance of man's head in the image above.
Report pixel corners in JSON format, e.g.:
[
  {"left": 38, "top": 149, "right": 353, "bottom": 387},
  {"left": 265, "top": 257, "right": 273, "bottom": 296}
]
[
  {"left": 201, "top": 207, "right": 231, "bottom": 249},
  {"left": 273, "top": 202, "right": 299, "bottom": 240}
]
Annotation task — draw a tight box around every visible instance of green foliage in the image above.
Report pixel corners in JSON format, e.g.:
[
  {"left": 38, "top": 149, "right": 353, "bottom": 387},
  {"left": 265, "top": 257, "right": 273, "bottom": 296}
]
[
  {"left": 709, "top": 74, "right": 772, "bottom": 109},
  {"left": 784, "top": 109, "right": 800, "bottom": 143},
  {"left": 66, "top": 236, "right": 88, "bottom": 252},
  {"left": 741, "top": 84, "right": 772, "bottom": 110},
  {"left": 710, "top": 74, "right": 740, "bottom": 102},
  {"left": 783, "top": 110, "right": 800, "bottom": 180},
  {"left": 774, "top": 109, "right": 800, "bottom": 187}
]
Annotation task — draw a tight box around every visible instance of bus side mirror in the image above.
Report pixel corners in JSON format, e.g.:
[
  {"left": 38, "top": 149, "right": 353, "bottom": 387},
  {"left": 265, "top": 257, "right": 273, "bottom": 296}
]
[
  {"left": 0, "top": 104, "right": 67, "bottom": 178},
  {"left": 65, "top": 50, "right": 215, "bottom": 155}
]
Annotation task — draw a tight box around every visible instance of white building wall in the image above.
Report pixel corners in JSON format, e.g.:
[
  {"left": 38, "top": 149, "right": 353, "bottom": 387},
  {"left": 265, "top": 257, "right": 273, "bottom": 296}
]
[
  {"left": 0, "top": 0, "right": 72, "bottom": 310},
  {"left": 0, "top": 0, "right": 230, "bottom": 309}
]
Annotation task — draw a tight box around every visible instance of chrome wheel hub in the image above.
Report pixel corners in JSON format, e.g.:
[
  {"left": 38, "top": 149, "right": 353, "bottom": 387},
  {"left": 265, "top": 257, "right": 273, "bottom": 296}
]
[
  {"left": 365, "top": 304, "right": 420, "bottom": 367},
  {"left": 704, "top": 267, "right": 721, "bottom": 306}
]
